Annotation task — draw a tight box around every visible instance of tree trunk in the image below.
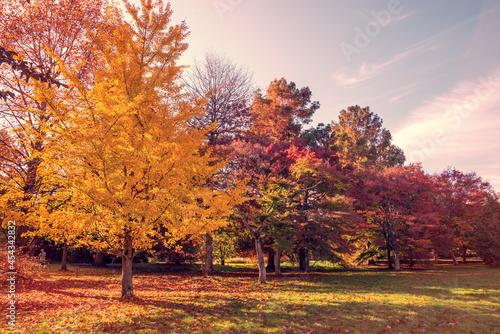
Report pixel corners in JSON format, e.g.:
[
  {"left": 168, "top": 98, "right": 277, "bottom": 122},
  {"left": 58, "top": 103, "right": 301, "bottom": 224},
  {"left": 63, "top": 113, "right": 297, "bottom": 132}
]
[
  {"left": 121, "top": 232, "right": 133, "bottom": 297},
  {"left": 60, "top": 242, "right": 68, "bottom": 271},
  {"left": 15, "top": 225, "right": 31, "bottom": 250},
  {"left": 387, "top": 248, "right": 393, "bottom": 269},
  {"left": 255, "top": 236, "right": 266, "bottom": 283},
  {"left": 274, "top": 249, "right": 282, "bottom": 276},
  {"left": 365, "top": 242, "right": 371, "bottom": 265},
  {"left": 266, "top": 248, "right": 275, "bottom": 271},
  {"left": 221, "top": 258, "right": 225, "bottom": 266},
  {"left": 390, "top": 230, "right": 401, "bottom": 271},
  {"left": 299, "top": 248, "right": 309, "bottom": 272},
  {"left": 394, "top": 248, "right": 401, "bottom": 271},
  {"left": 450, "top": 249, "right": 458, "bottom": 265},
  {"left": 93, "top": 251, "right": 107, "bottom": 267},
  {"left": 462, "top": 247, "right": 467, "bottom": 264},
  {"left": 204, "top": 232, "right": 214, "bottom": 276},
  {"left": 25, "top": 236, "right": 40, "bottom": 256}
]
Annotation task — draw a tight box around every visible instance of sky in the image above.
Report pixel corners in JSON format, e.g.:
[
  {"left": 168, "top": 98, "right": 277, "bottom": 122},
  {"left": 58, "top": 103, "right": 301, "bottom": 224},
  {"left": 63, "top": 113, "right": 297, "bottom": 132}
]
[{"left": 133, "top": 0, "right": 500, "bottom": 191}]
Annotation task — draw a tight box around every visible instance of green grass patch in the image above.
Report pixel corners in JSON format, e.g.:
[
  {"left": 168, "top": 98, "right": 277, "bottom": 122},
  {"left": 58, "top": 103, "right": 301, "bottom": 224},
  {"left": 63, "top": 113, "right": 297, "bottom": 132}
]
[{"left": 1, "top": 264, "right": 499, "bottom": 333}]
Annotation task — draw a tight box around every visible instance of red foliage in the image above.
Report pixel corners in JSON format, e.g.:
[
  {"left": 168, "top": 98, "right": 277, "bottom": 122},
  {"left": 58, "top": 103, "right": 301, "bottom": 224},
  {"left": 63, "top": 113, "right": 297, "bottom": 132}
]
[{"left": 349, "top": 164, "right": 440, "bottom": 268}]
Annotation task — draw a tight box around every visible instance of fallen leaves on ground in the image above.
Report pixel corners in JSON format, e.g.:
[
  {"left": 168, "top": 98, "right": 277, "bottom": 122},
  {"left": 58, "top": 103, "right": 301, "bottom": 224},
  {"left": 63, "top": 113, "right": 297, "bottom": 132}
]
[{"left": 0, "top": 264, "right": 499, "bottom": 333}]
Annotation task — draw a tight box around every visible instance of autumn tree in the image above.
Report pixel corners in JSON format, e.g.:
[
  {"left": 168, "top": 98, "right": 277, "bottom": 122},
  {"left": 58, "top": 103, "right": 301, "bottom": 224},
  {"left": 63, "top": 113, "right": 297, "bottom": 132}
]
[
  {"left": 249, "top": 78, "right": 319, "bottom": 145},
  {"left": 36, "top": 0, "right": 243, "bottom": 297},
  {"left": 469, "top": 193, "right": 500, "bottom": 266},
  {"left": 434, "top": 168, "right": 491, "bottom": 264},
  {"left": 0, "top": 0, "right": 110, "bottom": 252},
  {"left": 350, "top": 165, "right": 438, "bottom": 270},
  {"left": 232, "top": 78, "right": 346, "bottom": 282},
  {"left": 331, "top": 105, "right": 405, "bottom": 171},
  {"left": 182, "top": 52, "right": 253, "bottom": 274},
  {"left": 213, "top": 227, "right": 238, "bottom": 266},
  {"left": 232, "top": 141, "right": 289, "bottom": 283},
  {"left": 279, "top": 147, "right": 353, "bottom": 272}
]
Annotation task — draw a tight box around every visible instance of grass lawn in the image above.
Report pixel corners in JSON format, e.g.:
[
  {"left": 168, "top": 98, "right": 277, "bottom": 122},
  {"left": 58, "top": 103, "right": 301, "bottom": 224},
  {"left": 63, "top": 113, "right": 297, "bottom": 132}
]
[{"left": 1, "top": 263, "right": 499, "bottom": 333}]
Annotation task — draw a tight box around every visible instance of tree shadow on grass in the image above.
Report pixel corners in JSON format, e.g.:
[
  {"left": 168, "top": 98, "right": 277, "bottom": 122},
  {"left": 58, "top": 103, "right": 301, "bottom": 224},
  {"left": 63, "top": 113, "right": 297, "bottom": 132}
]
[
  {"left": 86, "top": 293, "right": 500, "bottom": 334},
  {"left": 17, "top": 263, "right": 500, "bottom": 332}
]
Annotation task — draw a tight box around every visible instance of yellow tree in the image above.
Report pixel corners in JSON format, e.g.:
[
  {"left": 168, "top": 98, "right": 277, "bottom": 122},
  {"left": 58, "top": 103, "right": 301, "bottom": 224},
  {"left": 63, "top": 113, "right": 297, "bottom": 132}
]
[{"left": 36, "top": 0, "right": 243, "bottom": 297}]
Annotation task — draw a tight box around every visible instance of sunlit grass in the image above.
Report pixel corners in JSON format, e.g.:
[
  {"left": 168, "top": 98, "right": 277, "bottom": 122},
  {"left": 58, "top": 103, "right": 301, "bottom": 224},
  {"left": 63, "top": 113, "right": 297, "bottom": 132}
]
[{"left": 1, "top": 263, "right": 499, "bottom": 333}]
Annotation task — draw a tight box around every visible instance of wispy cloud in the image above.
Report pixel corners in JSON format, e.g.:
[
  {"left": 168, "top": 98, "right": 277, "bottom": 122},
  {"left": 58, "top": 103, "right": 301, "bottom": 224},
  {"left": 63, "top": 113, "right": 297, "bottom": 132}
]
[
  {"left": 392, "top": 67, "right": 500, "bottom": 189},
  {"left": 389, "top": 90, "right": 412, "bottom": 103},
  {"left": 332, "top": 5, "right": 499, "bottom": 90},
  {"left": 332, "top": 41, "right": 430, "bottom": 88}
]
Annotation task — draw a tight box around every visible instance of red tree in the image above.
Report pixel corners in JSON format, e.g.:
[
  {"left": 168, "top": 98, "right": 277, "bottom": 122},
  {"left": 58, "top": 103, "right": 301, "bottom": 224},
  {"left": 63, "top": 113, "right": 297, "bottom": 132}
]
[
  {"left": 231, "top": 78, "right": 323, "bottom": 282},
  {"left": 350, "top": 165, "right": 439, "bottom": 270},
  {"left": 434, "top": 168, "right": 492, "bottom": 264}
]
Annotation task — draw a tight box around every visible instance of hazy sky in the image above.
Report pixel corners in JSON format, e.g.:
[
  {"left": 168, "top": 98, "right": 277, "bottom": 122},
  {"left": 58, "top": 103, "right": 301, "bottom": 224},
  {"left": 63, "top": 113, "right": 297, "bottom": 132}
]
[{"left": 135, "top": 0, "right": 500, "bottom": 191}]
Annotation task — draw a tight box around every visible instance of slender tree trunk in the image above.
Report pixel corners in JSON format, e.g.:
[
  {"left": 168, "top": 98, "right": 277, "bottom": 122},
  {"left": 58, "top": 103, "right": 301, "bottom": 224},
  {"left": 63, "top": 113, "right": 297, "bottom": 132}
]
[
  {"left": 266, "top": 248, "right": 275, "bottom": 271},
  {"left": 365, "top": 242, "right": 371, "bottom": 265},
  {"left": 389, "top": 230, "right": 401, "bottom": 271},
  {"left": 121, "top": 232, "right": 133, "bottom": 297},
  {"left": 450, "top": 249, "right": 458, "bottom": 265},
  {"left": 255, "top": 236, "right": 266, "bottom": 283},
  {"left": 237, "top": 207, "right": 269, "bottom": 284},
  {"left": 275, "top": 249, "right": 282, "bottom": 276},
  {"left": 93, "top": 251, "right": 107, "bottom": 267},
  {"left": 221, "top": 258, "right": 225, "bottom": 266},
  {"left": 204, "top": 232, "right": 214, "bottom": 276},
  {"left": 306, "top": 249, "right": 310, "bottom": 271},
  {"left": 394, "top": 248, "right": 401, "bottom": 271},
  {"left": 384, "top": 228, "right": 393, "bottom": 269},
  {"left": 60, "top": 241, "right": 68, "bottom": 271},
  {"left": 462, "top": 247, "right": 467, "bottom": 264}
]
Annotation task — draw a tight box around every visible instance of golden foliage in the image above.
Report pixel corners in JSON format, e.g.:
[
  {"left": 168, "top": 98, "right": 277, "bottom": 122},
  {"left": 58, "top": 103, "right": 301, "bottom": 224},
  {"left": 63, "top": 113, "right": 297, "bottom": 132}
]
[{"left": 30, "top": 0, "right": 244, "bottom": 256}]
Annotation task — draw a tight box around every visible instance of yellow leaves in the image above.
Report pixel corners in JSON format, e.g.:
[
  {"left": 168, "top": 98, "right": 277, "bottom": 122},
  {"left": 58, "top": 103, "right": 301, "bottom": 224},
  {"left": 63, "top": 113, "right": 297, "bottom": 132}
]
[{"left": 22, "top": 0, "right": 244, "bottom": 258}]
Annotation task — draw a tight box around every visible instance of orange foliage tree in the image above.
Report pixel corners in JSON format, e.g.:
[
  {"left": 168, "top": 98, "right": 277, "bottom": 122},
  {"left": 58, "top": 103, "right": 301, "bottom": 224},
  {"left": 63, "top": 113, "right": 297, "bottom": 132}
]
[{"left": 35, "top": 0, "right": 244, "bottom": 297}]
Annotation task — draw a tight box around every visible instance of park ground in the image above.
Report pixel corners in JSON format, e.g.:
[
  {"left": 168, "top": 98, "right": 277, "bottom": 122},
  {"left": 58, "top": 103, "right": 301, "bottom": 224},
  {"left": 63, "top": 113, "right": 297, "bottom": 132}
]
[{"left": 1, "top": 262, "right": 499, "bottom": 333}]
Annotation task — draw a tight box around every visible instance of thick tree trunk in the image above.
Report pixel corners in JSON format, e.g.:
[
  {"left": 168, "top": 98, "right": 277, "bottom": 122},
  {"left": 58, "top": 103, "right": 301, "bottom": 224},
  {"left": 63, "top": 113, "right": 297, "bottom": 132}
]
[
  {"left": 15, "top": 225, "right": 29, "bottom": 250},
  {"left": 93, "top": 251, "right": 107, "bottom": 267},
  {"left": 60, "top": 242, "right": 68, "bottom": 271},
  {"left": 204, "top": 232, "right": 214, "bottom": 276},
  {"left": 450, "top": 249, "right": 458, "bottom": 265},
  {"left": 18, "top": 151, "right": 42, "bottom": 250},
  {"left": 221, "top": 258, "right": 225, "bottom": 266},
  {"left": 266, "top": 248, "right": 275, "bottom": 271},
  {"left": 255, "top": 237, "right": 266, "bottom": 283},
  {"left": 121, "top": 232, "right": 133, "bottom": 297},
  {"left": 274, "top": 249, "right": 282, "bottom": 276},
  {"left": 25, "top": 236, "right": 39, "bottom": 256},
  {"left": 299, "top": 248, "right": 309, "bottom": 272}
]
